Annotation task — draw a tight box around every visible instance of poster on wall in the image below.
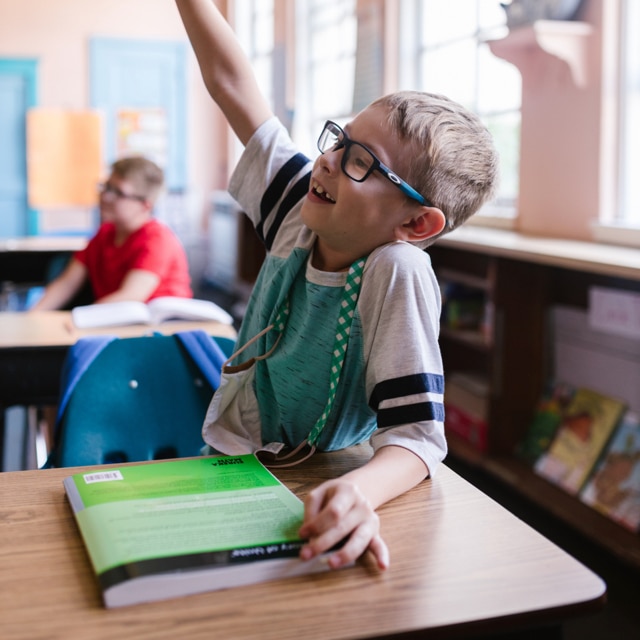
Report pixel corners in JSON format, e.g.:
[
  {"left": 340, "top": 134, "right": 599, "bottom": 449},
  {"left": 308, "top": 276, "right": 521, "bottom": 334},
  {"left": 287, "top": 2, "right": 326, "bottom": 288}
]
[
  {"left": 116, "top": 107, "right": 168, "bottom": 170},
  {"left": 26, "top": 108, "right": 103, "bottom": 208}
]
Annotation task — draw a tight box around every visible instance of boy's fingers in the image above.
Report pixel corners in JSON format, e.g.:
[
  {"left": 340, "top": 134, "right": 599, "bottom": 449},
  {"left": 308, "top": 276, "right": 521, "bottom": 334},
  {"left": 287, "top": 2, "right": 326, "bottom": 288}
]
[
  {"left": 327, "top": 529, "right": 389, "bottom": 570},
  {"left": 367, "top": 534, "right": 390, "bottom": 570},
  {"left": 301, "top": 481, "right": 361, "bottom": 536}
]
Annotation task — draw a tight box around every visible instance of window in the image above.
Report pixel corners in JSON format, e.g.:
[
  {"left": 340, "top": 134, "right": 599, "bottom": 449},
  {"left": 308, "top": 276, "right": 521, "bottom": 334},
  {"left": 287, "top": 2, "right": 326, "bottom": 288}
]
[
  {"left": 235, "top": 0, "right": 274, "bottom": 103},
  {"left": 234, "top": 0, "right": 356, "bottom": 159},
  {"left": 292, "top": 0, "right": 357, "bottom": 156},
  {"left": 232, "top": 0, "right": 274, "bottom": 165},
  {"left": 399, "top": 0, "right": 520, "bottom": 218},
  {"left": 620, "top": 0, "right": 640, "bottom": 227}
]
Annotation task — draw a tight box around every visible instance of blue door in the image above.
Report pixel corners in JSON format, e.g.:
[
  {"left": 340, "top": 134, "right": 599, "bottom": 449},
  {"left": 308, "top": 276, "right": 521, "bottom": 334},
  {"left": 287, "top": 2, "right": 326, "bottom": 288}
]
[
  {"left": 0, "top": 59, "right": 38, "bottom": 238},
  {"left": 90, "top": 38, "right": 187, "bottom": 190}
]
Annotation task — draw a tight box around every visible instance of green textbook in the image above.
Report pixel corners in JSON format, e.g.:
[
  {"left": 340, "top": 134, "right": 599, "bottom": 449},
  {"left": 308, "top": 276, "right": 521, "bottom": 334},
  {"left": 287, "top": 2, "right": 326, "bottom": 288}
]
[{"left": 63, "top": 455, "right": 331, "bottom": 608}]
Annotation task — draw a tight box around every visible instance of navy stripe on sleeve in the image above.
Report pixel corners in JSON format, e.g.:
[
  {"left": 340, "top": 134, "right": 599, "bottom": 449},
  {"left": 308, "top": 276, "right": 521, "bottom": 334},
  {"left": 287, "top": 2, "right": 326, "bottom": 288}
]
[
  {"left": 369, "top": 373, "right": 444, "bottom": 410},
  {"left": 376, "top": 401, "right": 445, "bottom": 429},
  {"left": 369, "top": 372, "right": 445, "bottom": 428},
  {"left": 256, "top": 153, "right": 310, "bottom": 247},
  {"left": 263, "top": 172, "right": 311, "bottom": 250}
]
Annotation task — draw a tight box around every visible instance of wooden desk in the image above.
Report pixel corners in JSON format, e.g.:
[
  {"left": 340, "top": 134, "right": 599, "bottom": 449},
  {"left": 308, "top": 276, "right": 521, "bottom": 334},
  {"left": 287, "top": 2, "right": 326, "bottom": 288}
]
[
  {"left": 0, "top": 311, "right": 237, "bottom": 469},
  {"left": 0, "top": 311, "right": 237, "bottom": 349},
  {"left": 0, "top": 446, "right": 605, "bottom": 640},
  {"left": 0, "top": 236, "right": 87, "bottom": 285}
]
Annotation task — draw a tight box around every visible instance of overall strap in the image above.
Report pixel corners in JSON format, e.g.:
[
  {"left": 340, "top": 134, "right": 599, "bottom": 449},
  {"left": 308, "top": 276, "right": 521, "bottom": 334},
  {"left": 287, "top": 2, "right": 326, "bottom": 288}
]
[
  {"left": 307, "top": 256, "right": 366, "bottom": 446},
  {"left": 257, "top": 255, "right": 367, "bottom": 468}
]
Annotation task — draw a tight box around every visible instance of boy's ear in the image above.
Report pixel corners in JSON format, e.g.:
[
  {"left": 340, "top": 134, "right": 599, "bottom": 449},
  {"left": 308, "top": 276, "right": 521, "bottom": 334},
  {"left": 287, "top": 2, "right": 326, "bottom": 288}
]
[{"left": 395, "top": 206, "right": 446, "bottom": 243}]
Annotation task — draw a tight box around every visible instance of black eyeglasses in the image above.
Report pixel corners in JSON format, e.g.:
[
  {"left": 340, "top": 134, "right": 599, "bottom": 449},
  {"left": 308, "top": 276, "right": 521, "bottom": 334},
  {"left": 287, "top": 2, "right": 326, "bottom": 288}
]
[
  {"left": 98, "top": 182, "right": 147, "bottom": 202},
  {"left": 317, "top": 120, "right": 431, "bottom": 207}
]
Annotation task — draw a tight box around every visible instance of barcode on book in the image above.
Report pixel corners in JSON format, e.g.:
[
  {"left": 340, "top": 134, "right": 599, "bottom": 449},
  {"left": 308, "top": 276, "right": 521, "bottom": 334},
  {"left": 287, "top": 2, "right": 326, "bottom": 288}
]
[{"left": 82, "top": 470, "right": 124, "bottom": 484}]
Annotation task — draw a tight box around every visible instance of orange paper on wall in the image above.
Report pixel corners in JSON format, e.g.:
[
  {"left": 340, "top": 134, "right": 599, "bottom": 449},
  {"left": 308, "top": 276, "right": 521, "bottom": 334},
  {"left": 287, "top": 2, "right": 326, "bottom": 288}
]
[{"left": 27, "top": 109, "right": 103, "bottom": 208}]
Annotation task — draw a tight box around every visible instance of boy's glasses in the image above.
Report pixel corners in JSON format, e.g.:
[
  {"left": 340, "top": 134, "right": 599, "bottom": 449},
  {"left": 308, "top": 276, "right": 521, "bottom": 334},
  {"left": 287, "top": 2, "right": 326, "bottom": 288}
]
[
  {"left": 317, "top": 120, "right": 431, "bottom": 207},
  {"left": 98, "top": 182, "right": 147, "bottom": 202}
]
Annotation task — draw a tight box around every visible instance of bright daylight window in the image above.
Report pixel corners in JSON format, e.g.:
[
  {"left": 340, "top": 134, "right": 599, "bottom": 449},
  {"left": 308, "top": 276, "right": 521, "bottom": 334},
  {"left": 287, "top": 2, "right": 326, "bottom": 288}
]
[
  {"left": 232, "top": 0, "right": 274, "bottom": 165},
  {"left": 400, "top": 0, "right": 521, "bottom": 218},
  {"left": 620, "top": 0, "right": 640, "bottom": 227},
  {"left": 234, "top": 0, "right": 356, "bottom": 160},
  {"left": 234, "top": 0, "right": 274, "bottom": 102},
  {"left": 292, "top": 0, "right": 357, "bottom": 157},
  {"left": 235, "top": 0, "right": 518, "bottom": 217}
]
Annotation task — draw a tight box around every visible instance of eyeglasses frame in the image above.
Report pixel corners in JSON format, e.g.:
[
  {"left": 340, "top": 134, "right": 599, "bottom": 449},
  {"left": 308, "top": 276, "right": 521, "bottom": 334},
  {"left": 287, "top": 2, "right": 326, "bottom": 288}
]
[
  {"left": 98, "top": 182, "right": 148, "bottom": 203},
  {"left": 317, "top": 120, "right": 432, "bottom": 207}
]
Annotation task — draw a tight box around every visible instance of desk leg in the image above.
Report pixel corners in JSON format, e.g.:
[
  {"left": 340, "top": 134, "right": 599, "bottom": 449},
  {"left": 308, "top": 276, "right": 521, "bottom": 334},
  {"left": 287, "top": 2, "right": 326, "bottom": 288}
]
[
  {"left": 1, "top": 405, "right": 30, "bottom": 472},
  {"left": 0, "top": 405, "right": 4, "bottom": 471},
  {"left": 0, "top": 406, "right": 48, "bottom": 471},
  {"left": 0, "top": 344, "right": 69, "bottom": 470}
]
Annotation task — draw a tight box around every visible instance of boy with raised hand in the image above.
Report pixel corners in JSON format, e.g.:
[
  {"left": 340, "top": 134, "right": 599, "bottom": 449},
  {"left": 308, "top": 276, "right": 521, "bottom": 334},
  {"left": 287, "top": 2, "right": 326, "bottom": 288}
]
[{"left": 176, "top": 0, "right": 498, "bottom": 571}]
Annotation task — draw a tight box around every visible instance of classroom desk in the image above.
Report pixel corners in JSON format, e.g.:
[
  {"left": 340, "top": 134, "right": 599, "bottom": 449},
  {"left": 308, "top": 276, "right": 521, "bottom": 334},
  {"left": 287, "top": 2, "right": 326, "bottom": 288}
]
[
  {"left": 0, "top": 236, "right": 87, "bottom": 284},
  {"left": 0, "top": 445, "right": 606, "bottom": 640},
  {"left": 0, "top": 311, "right": 237, "bottom": 469}
]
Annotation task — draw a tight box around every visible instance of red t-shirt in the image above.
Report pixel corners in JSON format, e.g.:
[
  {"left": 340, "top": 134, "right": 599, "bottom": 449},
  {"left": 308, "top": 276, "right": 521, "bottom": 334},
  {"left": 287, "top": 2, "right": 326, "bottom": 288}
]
[{"left": 75, "top": 220, "right": 193, "bottom": 301}]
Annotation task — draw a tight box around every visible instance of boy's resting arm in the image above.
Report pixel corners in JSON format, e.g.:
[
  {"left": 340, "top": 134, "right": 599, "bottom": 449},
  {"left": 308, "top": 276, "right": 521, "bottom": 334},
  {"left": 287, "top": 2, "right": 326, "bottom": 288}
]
[
  {"left": 94, "top": 269, "right": 160, "bottom": 304},
  {"left": 175, "top": 0, "right": 274, "bottom": 145}
]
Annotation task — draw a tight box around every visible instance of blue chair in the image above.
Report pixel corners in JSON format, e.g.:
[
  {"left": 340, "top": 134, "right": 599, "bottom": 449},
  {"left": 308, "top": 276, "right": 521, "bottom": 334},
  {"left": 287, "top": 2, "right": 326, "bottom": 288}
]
[{"left": 45, "top": 330, "right": 234, "bottom": 468}]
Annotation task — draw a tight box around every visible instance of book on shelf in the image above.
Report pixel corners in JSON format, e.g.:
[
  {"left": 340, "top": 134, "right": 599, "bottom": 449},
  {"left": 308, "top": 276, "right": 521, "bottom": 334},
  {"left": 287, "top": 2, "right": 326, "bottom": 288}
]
[
  {"left": 580, "top": 410, "right": 640, "bottom": 532},
  {"left": 534, "top": 387, "right": 627, "bottom": 495},
  {"left": 444, "top": 372, "right": 489, "bottom": 452},
  {"left": 441, "top": 282, "right": 486, "bottom": 332},
  {"left": 517, "top": 382, "right": 575, "bottom": 465},
  {"left": 63, "top": 455, "right": 339, "bottom": 608},
  {"left": 71, "top": 296, "right": 233, "bottom": 329}
]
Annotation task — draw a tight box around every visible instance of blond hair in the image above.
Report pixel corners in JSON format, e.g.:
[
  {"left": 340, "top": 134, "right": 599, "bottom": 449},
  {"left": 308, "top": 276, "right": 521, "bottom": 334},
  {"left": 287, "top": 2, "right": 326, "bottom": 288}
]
[
  {"left": 371, "top": 91, "right": 499, "bottom": 245},
  {"left": 111, "top": 156, "right": 165, "bottom": 203}
]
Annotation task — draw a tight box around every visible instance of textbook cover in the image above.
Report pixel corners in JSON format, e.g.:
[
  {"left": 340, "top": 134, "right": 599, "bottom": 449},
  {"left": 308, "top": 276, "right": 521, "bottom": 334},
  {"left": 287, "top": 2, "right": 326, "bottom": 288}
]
[
  {"left": 580, "top": 411, "right": 640, "bottom": 532},
  {"left": 63, "top": 455, "right": 335, "bottom": 608}
]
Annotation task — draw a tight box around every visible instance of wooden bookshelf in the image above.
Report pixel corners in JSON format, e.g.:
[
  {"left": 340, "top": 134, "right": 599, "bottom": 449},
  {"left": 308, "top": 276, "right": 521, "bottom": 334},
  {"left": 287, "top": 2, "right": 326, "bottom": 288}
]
[
  {"left": 431, "top": 227, "right": 640, "bottom": 571},
  {"left": 448, "top": 434, "right": 640, "bottom": 569}
]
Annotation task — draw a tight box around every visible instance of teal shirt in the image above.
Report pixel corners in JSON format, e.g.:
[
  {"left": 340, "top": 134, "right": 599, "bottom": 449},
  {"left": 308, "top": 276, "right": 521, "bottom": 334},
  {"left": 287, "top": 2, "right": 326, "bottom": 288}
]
[{"left": 233, "top": 248, "right": 376, "bottom": 451}]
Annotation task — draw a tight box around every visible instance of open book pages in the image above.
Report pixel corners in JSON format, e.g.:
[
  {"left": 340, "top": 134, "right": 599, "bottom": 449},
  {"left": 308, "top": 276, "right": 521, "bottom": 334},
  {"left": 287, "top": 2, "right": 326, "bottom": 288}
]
[{"left": 71, "top": 297, "right": 233, "bottom": 329}]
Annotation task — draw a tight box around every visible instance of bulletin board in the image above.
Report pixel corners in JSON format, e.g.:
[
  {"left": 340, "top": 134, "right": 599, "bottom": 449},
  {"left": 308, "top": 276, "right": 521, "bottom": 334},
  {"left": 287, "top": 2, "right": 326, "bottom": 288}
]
[
  {"left": 116, "top": 107, "right": 168, "bottom": 171},
  {"left": 26, "top": 108, "right": 103, "bottom": 208}
]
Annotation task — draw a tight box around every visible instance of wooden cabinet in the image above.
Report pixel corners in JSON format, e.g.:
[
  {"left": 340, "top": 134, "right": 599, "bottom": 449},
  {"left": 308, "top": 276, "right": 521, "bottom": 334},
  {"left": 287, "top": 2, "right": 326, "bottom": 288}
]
[
  {"left": 435, "top": 245, "right": 548, "bottom": 456},
  {"left": 429, "top": 226, "right": 640, "bottom": 569}
]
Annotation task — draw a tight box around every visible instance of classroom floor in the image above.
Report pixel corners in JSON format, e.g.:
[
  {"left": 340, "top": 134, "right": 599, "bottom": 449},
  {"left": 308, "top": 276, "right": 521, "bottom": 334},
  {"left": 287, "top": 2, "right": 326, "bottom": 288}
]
[{"left": 446, "top": 456, "right": 640, "bottom": 640}]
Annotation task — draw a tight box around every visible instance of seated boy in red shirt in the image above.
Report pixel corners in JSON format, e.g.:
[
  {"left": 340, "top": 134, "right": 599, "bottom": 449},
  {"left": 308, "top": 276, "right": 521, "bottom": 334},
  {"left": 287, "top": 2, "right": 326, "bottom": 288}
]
[{"left": 31, "top": 156, "right": 192, "bottom": 310}]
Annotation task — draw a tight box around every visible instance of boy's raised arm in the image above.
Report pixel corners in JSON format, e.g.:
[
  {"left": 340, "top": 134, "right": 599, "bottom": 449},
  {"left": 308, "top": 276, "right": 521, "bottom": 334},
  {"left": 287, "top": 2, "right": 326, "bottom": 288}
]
[{"left": 176, "top": 0, "right": 273, "bottom": 145}]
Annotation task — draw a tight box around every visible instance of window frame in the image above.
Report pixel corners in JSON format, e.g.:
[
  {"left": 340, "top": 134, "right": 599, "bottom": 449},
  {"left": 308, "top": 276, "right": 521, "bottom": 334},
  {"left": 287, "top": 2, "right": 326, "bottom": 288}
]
[
  {"left": 618, "top": 0, "right": 640, "bottom": 228},
  {"left": 592, "top": 0, "right": 640, "bottom": 246}
]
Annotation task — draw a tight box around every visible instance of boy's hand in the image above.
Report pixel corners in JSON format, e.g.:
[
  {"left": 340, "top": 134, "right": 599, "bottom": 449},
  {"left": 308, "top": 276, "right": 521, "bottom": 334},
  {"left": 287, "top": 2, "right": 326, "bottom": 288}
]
[{"left": 298, "top": 478, "right": 390, "bottom": 570}]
